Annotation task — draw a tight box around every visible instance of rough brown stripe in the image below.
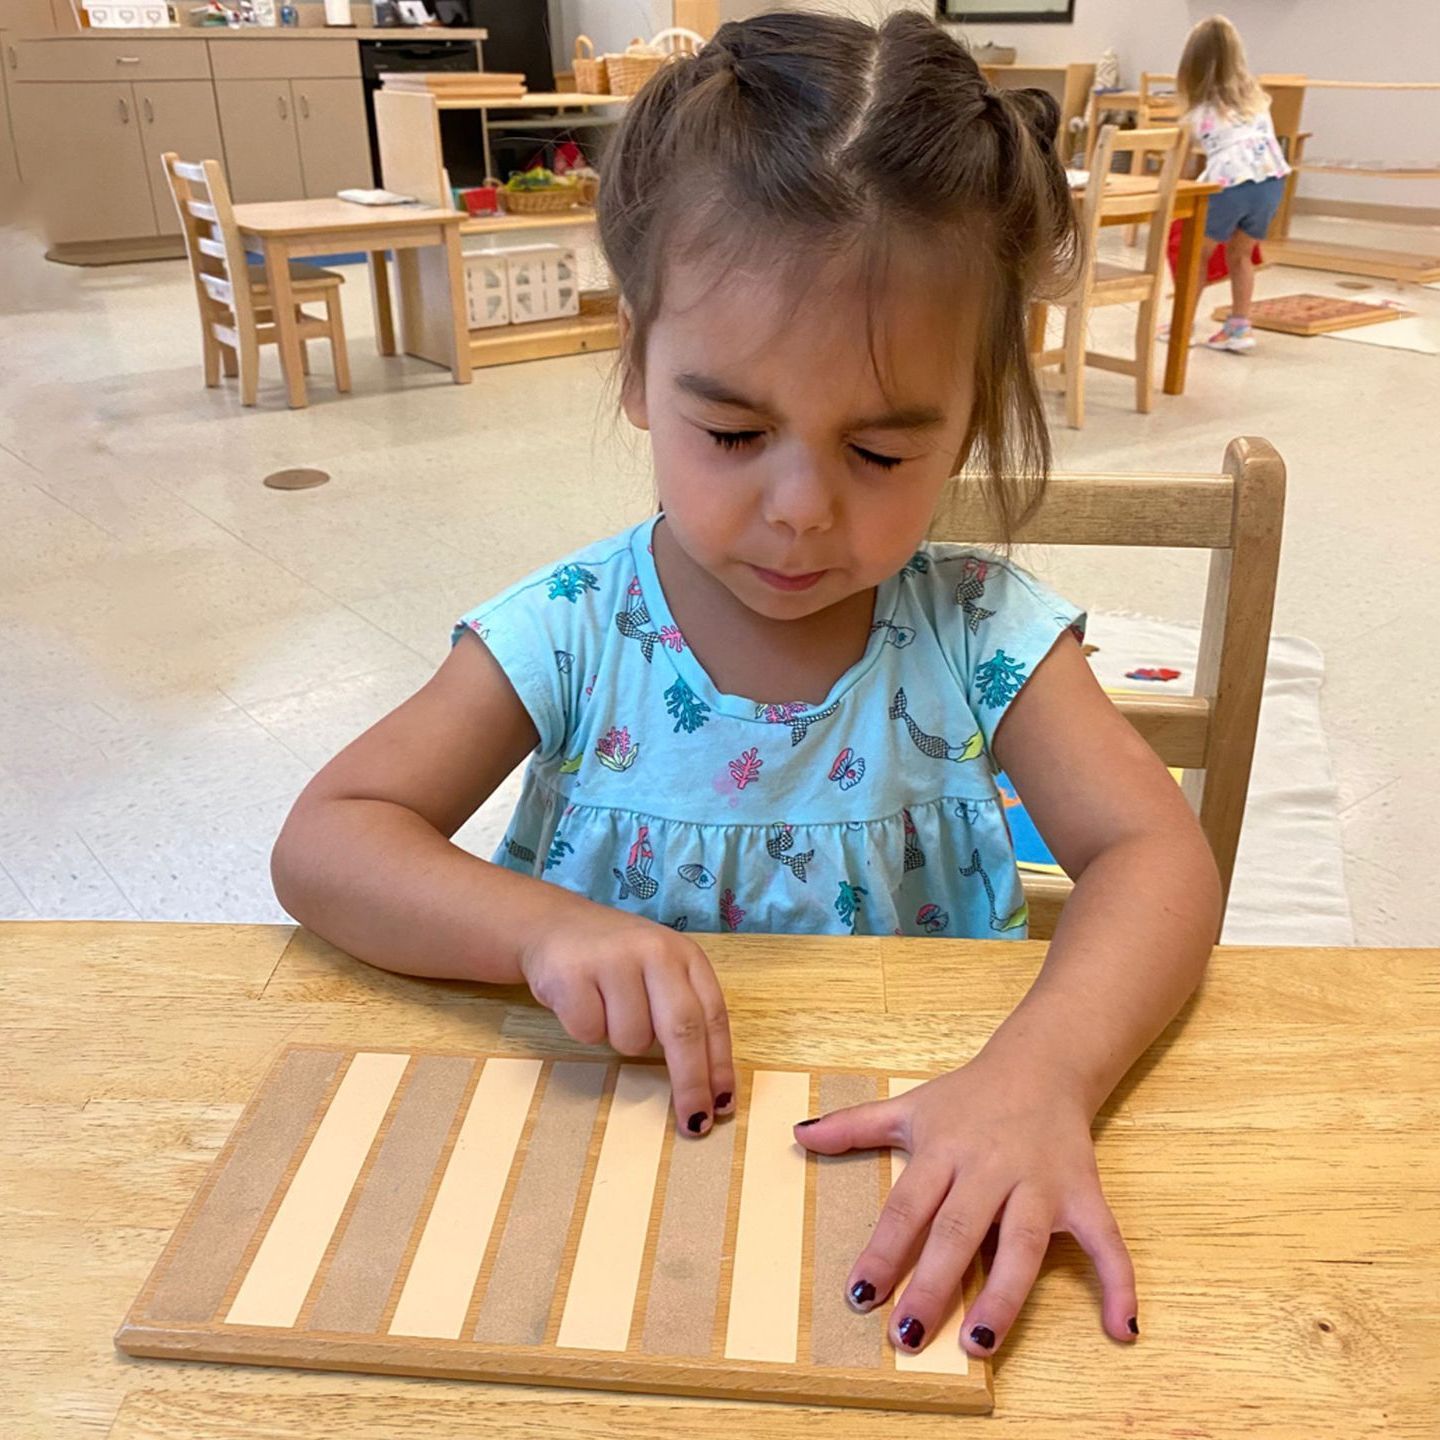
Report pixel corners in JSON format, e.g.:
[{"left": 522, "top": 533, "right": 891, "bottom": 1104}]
[
  {"left": 142, "top": 1047, "right": 343, "bottom": 1324},
  {"left": 638, "top": 1104, "right": 736, "bottom": 1357},
  {"left": 305, "top": 1055, "right": 475, "bottom": 1334},
  {"left": 810, "top": 1071, "right": 885, "bottom": 1369},
  {"left": 471, "top": 1060, "right": 607, "bottom": 1346}
]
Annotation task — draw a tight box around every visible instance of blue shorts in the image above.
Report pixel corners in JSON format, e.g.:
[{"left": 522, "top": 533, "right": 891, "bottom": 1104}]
[{"left": 1205, "top": 176, "right": 1286, "bottom": 242}]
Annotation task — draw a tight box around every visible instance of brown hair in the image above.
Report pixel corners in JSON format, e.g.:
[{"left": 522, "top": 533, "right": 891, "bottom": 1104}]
[
  {"left": 1177, "top": 15, "right": 1267, "bottom": 121},
  {"left": 597, "top": 10, "right": 1078, "bottom": 538}
]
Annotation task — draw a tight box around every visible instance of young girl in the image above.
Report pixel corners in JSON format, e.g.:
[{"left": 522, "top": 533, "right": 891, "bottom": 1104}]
[
  {"left": 274, "top": 12, "right": 1220, "bottom": 1364},
  {"left": 1177, "top": 14, "right": 1292, "bottom": 352}
]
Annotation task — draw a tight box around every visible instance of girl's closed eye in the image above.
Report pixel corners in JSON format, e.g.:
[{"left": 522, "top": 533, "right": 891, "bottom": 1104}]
[{"left": 705, "top": 428, "right": 904, "bottom": 471}]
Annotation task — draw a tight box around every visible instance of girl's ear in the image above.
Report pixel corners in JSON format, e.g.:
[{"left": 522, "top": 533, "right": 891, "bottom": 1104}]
[{"left": 618, "top": 301, "right": 650, "bottom": 431}]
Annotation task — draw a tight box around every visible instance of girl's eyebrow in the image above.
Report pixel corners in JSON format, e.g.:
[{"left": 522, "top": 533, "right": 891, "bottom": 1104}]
[{"left": 674, "top": 371, "right": 946, "bottom": 431}]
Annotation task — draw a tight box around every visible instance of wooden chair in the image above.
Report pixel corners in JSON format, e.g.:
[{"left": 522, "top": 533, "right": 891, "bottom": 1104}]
[
  {"left": 1032, "top": 124, "right": 1187, "bottom": 428},
  {"left": 161, "top": 153, "right": 350, "bottom": 407},
  {"left": 1124, "top": 73, "right": 1185, "bottom": 244},
  {"left": 932, "top": 436, "right": 1286, "bottom": 939},
  {"left": 648, "top": 26, "right": 705, "bottom": 56}
]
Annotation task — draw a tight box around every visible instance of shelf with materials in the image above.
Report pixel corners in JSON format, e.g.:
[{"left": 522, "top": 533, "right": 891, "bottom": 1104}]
[
  {"left": 420, "top": 89, "right": 628, "bottom": 175},
  {"left": 376, "top": 87, "right": 619, "bottom": 368}
]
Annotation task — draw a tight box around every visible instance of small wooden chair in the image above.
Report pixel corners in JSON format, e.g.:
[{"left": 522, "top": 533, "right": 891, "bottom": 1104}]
[
  {"left": 648, "top": 26, "right": 705, "bottom": 56},
  {"left": 932, "top": 436, "right": 1286, "bottom": 939},
  {"left": 1124, "top": 73, "right": 1185, "bottom": 243},
  {"left": 162, "top": 153, "right": 350, "bottom": 407},
  {"left": 1032, "top": 124, "right": 1187, "bottom": 428}
]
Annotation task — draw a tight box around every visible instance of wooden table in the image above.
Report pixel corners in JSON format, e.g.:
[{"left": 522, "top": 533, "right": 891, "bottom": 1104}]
[
  {"left": 1043, "top": 174, "right": 1220, "bottom": 397},
  {"left": 4, "top": 924, "right": 1435, "bottom": 1437},
  {"left": 233, "top": 200, "right": 472, "bottom": 410}
]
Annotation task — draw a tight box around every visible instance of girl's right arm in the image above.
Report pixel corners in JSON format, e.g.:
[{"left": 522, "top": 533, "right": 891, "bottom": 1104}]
[{"left": 271, "top": 631, "right": 737, "bottom": 1135}]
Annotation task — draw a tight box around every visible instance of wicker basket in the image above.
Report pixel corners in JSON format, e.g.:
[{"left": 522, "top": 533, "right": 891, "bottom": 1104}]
[
  {"left": 572, "top": 35, "right": 609, "bottom": 95},
  {"left": 501, "top": 187, "right": 583, "bottom": 215},
  {"left": 606, "top": 38, "right": 667, "bottom": 96}
]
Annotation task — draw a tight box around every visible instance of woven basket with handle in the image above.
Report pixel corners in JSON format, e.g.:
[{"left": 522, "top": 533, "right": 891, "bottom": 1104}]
[
  {"left": 607, "top": 38, "right": 667, "bottom": 95},
  {"left": 572, "top": 35, "right": 609, "bottom": 95},
  {"left": 501, "top": 187, "right": 583, "bottom": 215}
]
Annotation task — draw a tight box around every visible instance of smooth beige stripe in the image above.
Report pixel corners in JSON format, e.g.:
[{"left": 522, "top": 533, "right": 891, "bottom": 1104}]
[
  {"left": 556, "top": 1064, "right": 671, "bottom": 1351},
  {"left": 723, "top": 1068, "right": 810, "bottom": 1363},
  {"left": 387, "top": 1056, "right": 543, "bottom": 1340},
  {"left": 888, "top": 1076, "right": 969, "bottom": 1376},
  {"left": 225, "top": 1052, "right": 410, "bottom": 1329}
]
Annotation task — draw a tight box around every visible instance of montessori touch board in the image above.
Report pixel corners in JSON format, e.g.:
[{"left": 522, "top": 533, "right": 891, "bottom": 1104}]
[{"left": 116, "top": 1045, "right": 992, "bottom": 1413}]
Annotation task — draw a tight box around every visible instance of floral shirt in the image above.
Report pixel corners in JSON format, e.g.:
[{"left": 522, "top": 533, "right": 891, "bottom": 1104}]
[
  {"left": 1187, "top": 100, "right": 1292, "bottom": 188},
  {"left": 453, "top": 516, "right": 1084, "bottom": 940}
]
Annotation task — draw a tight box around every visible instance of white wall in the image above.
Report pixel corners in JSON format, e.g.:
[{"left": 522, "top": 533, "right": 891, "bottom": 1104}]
[
  {"left": 722, "top": 0, "right": 1440, "bottom": 213},
  {"left": 549, "top": 0, "right": 672, "bottom": 69}
]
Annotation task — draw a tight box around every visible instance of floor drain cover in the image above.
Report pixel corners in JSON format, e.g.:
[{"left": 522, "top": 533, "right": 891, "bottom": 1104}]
[{"left": 264, "top": 468, "right": 330, "bottom": 491}]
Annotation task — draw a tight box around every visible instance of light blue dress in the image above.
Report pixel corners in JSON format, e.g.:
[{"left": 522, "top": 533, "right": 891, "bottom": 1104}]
[{"left": 454, "top": 515, "right": 1084, "bottom": 940}]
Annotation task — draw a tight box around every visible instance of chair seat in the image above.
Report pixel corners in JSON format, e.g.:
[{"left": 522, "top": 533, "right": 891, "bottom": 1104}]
[{"left": 247, "top": 261, "right": 344, "bottom": 301}]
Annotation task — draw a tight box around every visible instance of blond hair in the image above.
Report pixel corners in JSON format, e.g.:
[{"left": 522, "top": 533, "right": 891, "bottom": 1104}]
[{"left": 1177, "top": 15, "right": 1267, "bottom": 120}]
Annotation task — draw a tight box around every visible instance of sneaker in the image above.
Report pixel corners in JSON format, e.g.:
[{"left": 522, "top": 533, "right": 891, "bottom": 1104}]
[{"left": 1206, "top": 321, "right": 1256, "bottom": 353}]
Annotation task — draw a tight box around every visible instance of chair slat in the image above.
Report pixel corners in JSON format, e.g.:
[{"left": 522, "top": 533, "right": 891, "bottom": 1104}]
[
  {"left": 199, "top": 273, "right": 234, "bottom": 306},
  {"left": 1021, "top": 872, "right": 1072, "bottom": 935},
  {"left": 931, "top": 474, "right": 1236, "bottom": 548},
  {"left": 1111, "top": 695, "right": 1211, "bottom": 769},
  {"left": 171, "top": 159, "right": 209, "bottom": 184},
  {"left": 197, "top": 236, "right": 229, "bottom": 263},
  {"left": 187, "top": 199, "right": 219, "bottom": 224}
]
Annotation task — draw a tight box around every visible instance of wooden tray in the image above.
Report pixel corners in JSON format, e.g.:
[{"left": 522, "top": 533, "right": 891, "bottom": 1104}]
[
  {"left": 1213, "top": 292, "right": 1412, "bottom": 335},
  {"left": 116, "top": 1044, "right": 993, "bottom": 1414}
]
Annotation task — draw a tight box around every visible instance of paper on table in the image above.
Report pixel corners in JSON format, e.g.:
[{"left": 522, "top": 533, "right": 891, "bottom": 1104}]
[{"left": 337, "top": 189, "right": 419, "bottom": 207}]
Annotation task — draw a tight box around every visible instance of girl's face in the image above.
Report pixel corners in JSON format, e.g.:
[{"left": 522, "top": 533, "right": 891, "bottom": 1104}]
[{"left": 622, "top": 247, "right": 980, "bottom": 622}]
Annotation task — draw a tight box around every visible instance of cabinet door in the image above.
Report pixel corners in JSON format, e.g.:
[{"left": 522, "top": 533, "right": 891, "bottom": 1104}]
[
  {"left": 10, "top": 79, "right": 155, "bottom": 242},
  {"left": 1, "top": 35, "right": 22, "bottom": 191},
  {"left": 292, "top": 76, "right": 372, "bottom": 199},
  {"left": 135, "top": 79, "right": 224, "bottom": 234},
  {"left": 214, "top": 77, "right": 304, "bottom": 204}
]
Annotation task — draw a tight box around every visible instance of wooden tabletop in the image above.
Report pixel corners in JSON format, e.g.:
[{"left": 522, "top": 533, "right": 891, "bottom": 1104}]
[
  {"left": 233, "top": 199, "right": 463, "bottom": 238},
  {"left": 4, "top": 923, "right": 1436, "bottom": 1438}
]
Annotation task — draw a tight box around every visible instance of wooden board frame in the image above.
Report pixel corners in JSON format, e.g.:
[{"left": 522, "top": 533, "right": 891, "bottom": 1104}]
[
  {"left": 1211, "top": 293, "right": 1413, "bottom": 336},
  {"left": 116, "top": 1043, "right": 994, "bottom": 1415}
]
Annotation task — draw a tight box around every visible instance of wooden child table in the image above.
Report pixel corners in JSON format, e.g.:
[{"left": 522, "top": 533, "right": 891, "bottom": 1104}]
[{"left": 2, "top": 923, "right": 1435, "bottom": 1436}]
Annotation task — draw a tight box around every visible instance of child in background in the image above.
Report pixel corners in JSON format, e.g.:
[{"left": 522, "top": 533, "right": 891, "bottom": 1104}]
[
  {"left": 273, "top": 13, "right": 1221, "bottom": 1364},
  {"left": 1177, "top": 14, "right": 1292, "bottom": 352}
]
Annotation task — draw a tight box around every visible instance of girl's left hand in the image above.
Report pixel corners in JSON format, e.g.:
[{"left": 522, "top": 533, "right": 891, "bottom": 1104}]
[{"left": 793, "top": 1049, "right": 1138, "bottom": 1357}]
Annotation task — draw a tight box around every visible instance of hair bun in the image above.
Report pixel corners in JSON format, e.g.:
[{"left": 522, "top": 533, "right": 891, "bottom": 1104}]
[{"left": 1004, "top": 86, "right": 1061, "bottom": 153}]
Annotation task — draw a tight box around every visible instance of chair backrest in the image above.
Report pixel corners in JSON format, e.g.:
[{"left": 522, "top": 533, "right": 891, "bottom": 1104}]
[
  {"left": 929, "top": 436, "right": 1286, "bottom": 938},
  {"left": 1139, "top": 71, "right": 1182, "bottom": 123},
  {"left": 648, "top": 26, "right": 704, "bottom": 56},
  {"left": 1080, "top": 124, "right": 1188, "bottom": 283},
  {"left": 161, "top": 152, "right": 257, "bottom": 344}
]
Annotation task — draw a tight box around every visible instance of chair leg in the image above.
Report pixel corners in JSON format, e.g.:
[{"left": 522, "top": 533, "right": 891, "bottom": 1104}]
[
  {"left": 238, "top": 328, "right": 260, "bottom": 407},
  {"left": 1135, "top": 297, "right": 1158, "bottom": 414},
  {"left": 1063, "top": 303, "right": 1086, "bottom": 429},
  {"left": 220, "top": 343, "right": 238, "bottom": 379},
  {"left": 298, "top": 308, "right": 312, "bottom": 376},
  {"left": 326, "top": 287, "right": 351, "bottom": 394},
  {"left": 202, "top": 324, "right": 222, "bottom": 388}
]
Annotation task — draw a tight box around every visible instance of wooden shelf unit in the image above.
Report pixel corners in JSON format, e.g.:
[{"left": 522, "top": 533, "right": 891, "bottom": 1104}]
[{"left": 376, "top": 87, "right": 618, "bottom": 370}]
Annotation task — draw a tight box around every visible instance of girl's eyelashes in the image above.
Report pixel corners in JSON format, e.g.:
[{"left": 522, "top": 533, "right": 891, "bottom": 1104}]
[
  {"left": 703, "top": 429, "right": 904, "bottom": 471},
  {"left": 707, "top": 429, "right": 764, "bottom": 451}
]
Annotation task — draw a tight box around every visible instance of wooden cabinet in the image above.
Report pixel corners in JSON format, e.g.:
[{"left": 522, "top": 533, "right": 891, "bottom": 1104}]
[
  {"left": 293, "top": 76, "right": 371, "bottom": 199},
  {"left": 1, "top": 33, "right": 22, "bottom": 190},
  {"left": 10, "top": 78, "right": 156, "bottom": 242},
  {"left": 135, "top": 78, "right": 224, "bottom": 232},
  {"left": 215, "top": 77, "right": 304, "bottom": 204}
]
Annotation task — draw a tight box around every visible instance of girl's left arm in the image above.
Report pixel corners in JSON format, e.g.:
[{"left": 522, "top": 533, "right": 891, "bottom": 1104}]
[{"left": 795, "top": 633, "right": 1221, "bottom": 1356}]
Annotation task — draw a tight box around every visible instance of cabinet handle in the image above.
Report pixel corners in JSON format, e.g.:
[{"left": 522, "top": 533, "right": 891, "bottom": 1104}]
[
  {"left": 143, "top": 96, "right": 154, "bottom": 124},
  {"left": 6, "top": 45, "right": 16, "bottom": 71},
  {"left": 118, "top": 97, "right": 130, "bottom": 124},
  {"left": 116, "top": 56, "right": 141, "bottom": 65},
  {"left": 299, "top": 93, "right": 309, "bottom": 120},
  {"left": 278, "top": 93, "right": 289, "bottom": 121}
]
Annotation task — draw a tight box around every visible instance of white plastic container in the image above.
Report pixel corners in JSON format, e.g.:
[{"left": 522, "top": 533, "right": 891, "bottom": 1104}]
[
  {"left": 503, "top": 244, "right": 579, "bottom": 324},
  {"left": 83, "top": 1, "right": 174, "bottom": 26},
  {"left": 462, "top": 251, "right": 510, "bottom": 330}
]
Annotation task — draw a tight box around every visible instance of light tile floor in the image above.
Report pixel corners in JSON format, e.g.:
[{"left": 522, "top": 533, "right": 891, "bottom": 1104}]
[{"left": 0, "top": 216, "right": 1436, "bottom": 942}]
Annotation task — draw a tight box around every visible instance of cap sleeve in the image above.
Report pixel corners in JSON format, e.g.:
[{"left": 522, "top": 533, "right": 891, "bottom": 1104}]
[
  {"left": 951, "top": 551, "right": 1086, "bottom": 754},
  {"left": 453, "top": 567, "right": 590, "bottom": 764}
]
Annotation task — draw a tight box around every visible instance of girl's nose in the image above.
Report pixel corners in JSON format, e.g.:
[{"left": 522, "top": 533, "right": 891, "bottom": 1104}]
[{"left": 762, "top": 452, "right": 837, "bottom": 538}]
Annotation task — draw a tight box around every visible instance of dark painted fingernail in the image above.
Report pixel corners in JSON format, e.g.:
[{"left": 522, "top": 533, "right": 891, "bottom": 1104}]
[
  {"left": 897, "top": 1316, "right": 925, "bottom": 1350},
  {"left": 796, "top": 1117, "right": 821, "bottom": 1127},
  {"left": 715, "top": 1092, "right": 732, "bottom": 1111},
  {"left": 848, "top": 1280, "right": 876, "bottom": 1310},
  {"left": 1128, "top": 1315, "right": 1140, "bottom": 1336},
  {"left": 686, "top": 1111, "right": 708, "bottom": 1134},
  {"left": 969, "top": 1324, "right": 996, "bottom": 1351}
]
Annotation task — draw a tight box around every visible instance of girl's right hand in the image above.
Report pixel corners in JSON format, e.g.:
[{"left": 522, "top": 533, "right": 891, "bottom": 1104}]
[{"left": 518, "top": 905, "right": 737, "bottom": 1137}]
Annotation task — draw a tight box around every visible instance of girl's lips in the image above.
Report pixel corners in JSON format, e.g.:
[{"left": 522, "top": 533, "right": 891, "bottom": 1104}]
[{"left": 749, "top": 564, "right": 828, "bottom": 592}]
